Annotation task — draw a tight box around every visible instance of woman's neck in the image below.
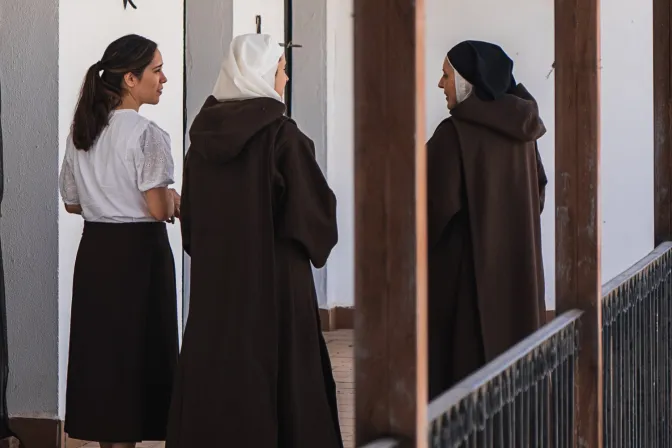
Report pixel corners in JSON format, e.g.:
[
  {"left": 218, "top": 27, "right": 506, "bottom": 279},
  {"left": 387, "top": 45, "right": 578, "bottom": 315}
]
[{"left": 116, "top": 96, "right": 141, "bottom": 112}]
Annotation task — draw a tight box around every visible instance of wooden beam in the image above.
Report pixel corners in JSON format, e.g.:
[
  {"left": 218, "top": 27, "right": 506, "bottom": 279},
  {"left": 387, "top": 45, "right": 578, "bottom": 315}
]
[
  {"left": 554, "top": 0, "right": 603, "bottom": 446},
  {"left": 353, "top": 0, "right": 427, "bottom": 445},
  {"left": 654, "top": 0, "right": 672, "bottom": 245}
]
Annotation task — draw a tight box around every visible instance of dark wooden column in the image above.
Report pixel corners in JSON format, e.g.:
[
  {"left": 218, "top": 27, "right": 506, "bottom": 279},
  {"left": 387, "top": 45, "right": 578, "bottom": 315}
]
[
  {"left": 554, "top": 0, "right": 603, "bottom": 446},
  {"left": 353, "top": 0, "right": 427, "bottom": 445},
  {"left": 654, "top": 0, "right": 672, "bottom": 245}
]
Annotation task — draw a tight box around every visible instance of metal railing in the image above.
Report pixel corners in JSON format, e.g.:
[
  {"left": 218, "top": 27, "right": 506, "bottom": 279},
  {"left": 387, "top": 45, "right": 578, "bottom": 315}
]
[
  {"left": 360, "top": 244, "right": 672, "bottom": 447},
  {"left": 360, "top": 439, "right": 401, "bottom": 448},
  {"left": 427, "top": 310, "right": 582, "bottom": 447},
  {"left": 602, "top": 242, "right": 672, "bottom": 447}
]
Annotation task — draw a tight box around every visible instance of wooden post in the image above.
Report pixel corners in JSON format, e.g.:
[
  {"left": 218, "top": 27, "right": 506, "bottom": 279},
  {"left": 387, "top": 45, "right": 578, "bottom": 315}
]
[
  {"left": 353, "top": 0, "right": 427, "bottom": 446},
  {"left": 554, "top": 0, "right": 603, "bottom": 446},
  {"left": 654, "top": 0, "right": 672, "bottom": 245}
]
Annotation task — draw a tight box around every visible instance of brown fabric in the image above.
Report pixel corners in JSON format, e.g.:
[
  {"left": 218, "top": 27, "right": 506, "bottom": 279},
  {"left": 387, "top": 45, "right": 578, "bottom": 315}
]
[
  {"left": 65, "top": 222, "right": 178, "bottom": 442},
  {"left": 427, "top": 84, "right": 547, "bottom": 400},
  {"left": 167, "top": 97, "right": 342, "bottom": 448}
]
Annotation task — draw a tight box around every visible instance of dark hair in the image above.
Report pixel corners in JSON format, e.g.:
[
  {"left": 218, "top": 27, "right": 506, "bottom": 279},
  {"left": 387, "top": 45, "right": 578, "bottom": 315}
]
[{"left": 72, "top": 34, "right": 158, "bottom": 151}]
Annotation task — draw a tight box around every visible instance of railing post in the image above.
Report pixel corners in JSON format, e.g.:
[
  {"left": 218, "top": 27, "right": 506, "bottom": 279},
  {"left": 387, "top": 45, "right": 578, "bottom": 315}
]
[
  {"left": 353, "top": 0, "right": 427, "bottom": 446},
  {"left": 654, "top": 0, "right": 672, "bottom": 245},
  {"left": 555, "top": 0, "right": 603, "bottom": 446}
]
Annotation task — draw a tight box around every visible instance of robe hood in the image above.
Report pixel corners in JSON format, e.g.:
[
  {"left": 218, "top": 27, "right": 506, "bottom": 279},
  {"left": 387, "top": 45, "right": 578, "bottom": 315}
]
[
  {"left": 188, "top": 96, "right": 286, "bottom": 164},
  {"left": 450, "top": 84, "right": 546, "bottom": 143}
]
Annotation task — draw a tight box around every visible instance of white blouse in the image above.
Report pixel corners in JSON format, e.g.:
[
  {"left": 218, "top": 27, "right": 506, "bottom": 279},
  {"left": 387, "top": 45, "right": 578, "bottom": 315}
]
[{"left": 59, "top": 109, "right": 175, "bottom": 223}]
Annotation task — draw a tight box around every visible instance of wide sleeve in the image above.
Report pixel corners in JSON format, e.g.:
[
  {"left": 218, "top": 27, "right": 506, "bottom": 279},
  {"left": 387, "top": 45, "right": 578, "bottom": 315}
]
[
  {"left": 135, "top": 122, "right": 175, "bottom": 192},
  {"left": 59, "top": 140, "right": 79, "bottom": 205},
  {"left": 427, "top": 119, "right": 463, "bottom": 247},
  {"left": 180, "top": 150, "right": 193, "bottom": 256},
  {"left": 275, "top": 125, "right": 338, "bottom": 269},
  {"left": 535, "top": 142, "right": 548, "bottom": 214}
]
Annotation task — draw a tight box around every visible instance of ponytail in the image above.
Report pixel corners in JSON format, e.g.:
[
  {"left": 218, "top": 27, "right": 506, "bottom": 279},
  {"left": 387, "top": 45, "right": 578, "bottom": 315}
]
[
  {"left": 71, "top": 62, "right": 121, "bottom": 151},
  {"left": 70, "top": 34, "right": 158, "bottom": 151}
]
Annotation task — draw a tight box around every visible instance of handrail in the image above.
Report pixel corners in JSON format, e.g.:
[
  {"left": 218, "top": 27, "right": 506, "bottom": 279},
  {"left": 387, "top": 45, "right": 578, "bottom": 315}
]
[
  {"left": 419, "top": 243, "right": 672, "bottom": 447},
  {"left": 601, "top": 241, "right": 672, "bottom": 446},
  {"left": 425, "top": 242, "right": 672, "bottom": 447},
  {"left": 427, "top": 309, "right": 583, "bottom": 423},
  {"left": 358, "top": 439, "right": 401, "bottom": 448},
  {"left": 601, "top": 241, "right": 672, "bottom": 297}
]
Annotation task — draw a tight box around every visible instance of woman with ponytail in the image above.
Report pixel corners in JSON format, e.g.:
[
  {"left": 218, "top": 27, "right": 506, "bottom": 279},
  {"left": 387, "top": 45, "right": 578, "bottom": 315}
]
[{"left": 58, "top": 34, "right": 179, "bottom": 448}]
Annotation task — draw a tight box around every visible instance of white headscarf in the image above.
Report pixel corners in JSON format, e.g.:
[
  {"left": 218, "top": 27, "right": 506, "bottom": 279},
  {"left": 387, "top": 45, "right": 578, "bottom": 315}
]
[
  {"left": 212, "top": 34, "right": 285, "bottom": 102},
  {"left": 447, "top": 58, "right": 474, "bottom": 104}
]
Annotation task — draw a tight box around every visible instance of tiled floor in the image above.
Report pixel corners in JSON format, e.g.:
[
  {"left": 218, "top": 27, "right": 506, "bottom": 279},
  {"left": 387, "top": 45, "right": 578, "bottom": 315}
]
[
  {"left": 325, "top": 330, "right": 355, "bottom": 448},
  {"left": 67, "top": 330, "right": 355, "bottom": 448},
  {"left": 78, "top": 444, "right": 162, "bottom": 448}
]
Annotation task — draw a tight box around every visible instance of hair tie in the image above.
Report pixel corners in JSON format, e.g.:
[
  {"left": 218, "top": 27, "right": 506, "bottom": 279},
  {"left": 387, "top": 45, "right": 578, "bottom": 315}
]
[{"left": 95, "top": 61, "right": 104, "bottom": 72}]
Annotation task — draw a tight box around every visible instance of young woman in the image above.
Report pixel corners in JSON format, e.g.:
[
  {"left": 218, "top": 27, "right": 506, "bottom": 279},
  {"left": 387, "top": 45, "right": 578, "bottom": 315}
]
[
  {"left": 59, "top": 34, "right": 179, "bottom": 448},
  {"left": 166, "top": 34, "right": 343, "bottom": 448}
]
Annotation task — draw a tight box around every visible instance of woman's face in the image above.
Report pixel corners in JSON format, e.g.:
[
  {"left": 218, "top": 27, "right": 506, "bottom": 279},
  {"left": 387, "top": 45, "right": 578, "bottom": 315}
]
[
  {"left": 438, "top": 58, "right": 458, "bottom": 110},
  {"left": 123, "top": 49, "right": 168, "bottom": 106},
  {"left": 275, "top": 54, "right": 289, "bottom": 97}
]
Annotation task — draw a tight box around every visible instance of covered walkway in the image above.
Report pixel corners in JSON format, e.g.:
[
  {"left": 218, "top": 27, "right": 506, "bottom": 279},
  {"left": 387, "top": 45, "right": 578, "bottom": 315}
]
[{"left": 354, "top": 0, "right": 672, "bottom": 445}]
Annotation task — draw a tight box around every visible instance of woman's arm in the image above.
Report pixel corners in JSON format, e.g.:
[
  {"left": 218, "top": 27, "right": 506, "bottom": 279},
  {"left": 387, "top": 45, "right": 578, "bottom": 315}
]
[
  {"left": 59, "top": 146, "right": 82, "bottom": 216},
  {"left": 275, "top": 123, "right": 338, "bottom": 268},
  {"left": 427, "top": 119, "right": 463, "bottom": 247},
  {"left": 144, "top": 187, "right": 176, "bottom": 222},
  {"left": 136, "top": 123, "right": 177, "bottom": 222}
]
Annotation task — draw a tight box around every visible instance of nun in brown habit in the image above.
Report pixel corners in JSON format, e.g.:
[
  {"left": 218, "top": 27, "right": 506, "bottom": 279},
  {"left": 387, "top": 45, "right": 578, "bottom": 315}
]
[
  {"left": 427, "top": 40, "right": 548, "bottom": 400},
  {"left": 166, "top": 34, "right": 342, "bottom": 448}
]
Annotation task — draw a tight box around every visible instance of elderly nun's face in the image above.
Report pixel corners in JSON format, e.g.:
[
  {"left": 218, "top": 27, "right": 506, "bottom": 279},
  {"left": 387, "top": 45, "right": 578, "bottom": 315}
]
[
  {"left": 438, "top": 58, "right": 458, "bottom": 110},
  {"left": 275, "top": 54, "right": 289, "bottom": 97}
]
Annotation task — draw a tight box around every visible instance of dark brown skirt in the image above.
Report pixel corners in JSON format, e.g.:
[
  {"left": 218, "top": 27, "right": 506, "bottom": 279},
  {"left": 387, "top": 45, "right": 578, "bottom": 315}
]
[{"left": 65, "top": 221, "right": 178, "bottom": 443}]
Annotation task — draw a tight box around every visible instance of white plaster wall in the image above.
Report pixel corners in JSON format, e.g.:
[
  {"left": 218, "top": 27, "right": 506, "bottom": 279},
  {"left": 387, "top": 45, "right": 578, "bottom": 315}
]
[
  {"left": 426, "top": 0, "right": 556, "bottom": 308},
  {"left": 233, "top": 0, "right": 285, "bottom": 43},
  {"left": 293, "top": 0, "right": 330, "bottom": 307},
  {"left": 326, "top": 0, "right": 354, "bottom": 308},
  {"left": 600, "top": 0, "right": 654, "bottom": 283},
  {"left": 0, "top": 0, "right": 60, "bottom": 418},
  {"left": 58, "top": 0, "right": 184, "bottom": 417},
  {"left": 327, "top": 0, "right": 555, "bottom": 310},
  {"left": 425, "top": 0, "right": 655, "bottom": 309}
]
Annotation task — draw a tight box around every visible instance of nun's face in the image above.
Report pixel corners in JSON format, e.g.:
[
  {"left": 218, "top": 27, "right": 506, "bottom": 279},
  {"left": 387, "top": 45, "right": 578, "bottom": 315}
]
[
  {"left": 439, "top": 58, "right": 458, "bottom": 110},
  {"left": 275, "top": 54, "right": 289, "bottom": 97}
]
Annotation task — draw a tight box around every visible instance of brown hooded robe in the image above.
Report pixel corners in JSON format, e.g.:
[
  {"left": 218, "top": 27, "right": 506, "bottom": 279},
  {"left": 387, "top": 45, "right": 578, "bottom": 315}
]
[
  {"left": 166, "top": 97, "right": 343, "bottom": 448},
  {"left": 427, "top": 85, "right": 547, "bottom": 400}
]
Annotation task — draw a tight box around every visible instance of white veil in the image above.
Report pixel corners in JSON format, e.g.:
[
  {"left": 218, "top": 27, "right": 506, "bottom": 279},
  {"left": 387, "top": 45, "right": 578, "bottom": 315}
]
[{"left": 212, "top": 34, "right": 285, "bottom": 102}]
